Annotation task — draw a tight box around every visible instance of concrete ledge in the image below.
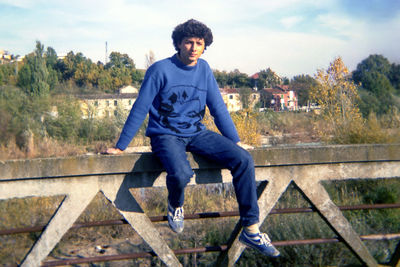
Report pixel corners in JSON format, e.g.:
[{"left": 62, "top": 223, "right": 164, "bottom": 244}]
[{"left": 1, "top": 144, "right": 399, "bottom": 181}]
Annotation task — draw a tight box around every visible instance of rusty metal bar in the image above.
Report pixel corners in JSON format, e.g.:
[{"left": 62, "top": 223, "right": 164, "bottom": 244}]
[
  {"left": 41, "top": 246, "right": 229, "bottom": 266},
  {"left": 41, "top": 233, "right": 400, "bottom": 266},
  {"left": 2, "top": 203, "right": 399, "bottom": 236}
]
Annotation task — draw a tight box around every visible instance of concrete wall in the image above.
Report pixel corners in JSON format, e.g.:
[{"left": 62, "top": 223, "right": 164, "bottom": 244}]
[{"left": 0, "top": 144, "right": 399, "bottom": 267}]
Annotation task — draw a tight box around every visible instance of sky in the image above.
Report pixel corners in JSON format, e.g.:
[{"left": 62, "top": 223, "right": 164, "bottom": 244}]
[{"left": 1, "top": 0, "right": 400, "bottom": 78}]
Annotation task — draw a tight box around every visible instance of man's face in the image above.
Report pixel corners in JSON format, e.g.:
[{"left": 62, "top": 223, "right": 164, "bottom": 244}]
[{"left": 177, "top": 37, "right": 205, "bottom": 66}]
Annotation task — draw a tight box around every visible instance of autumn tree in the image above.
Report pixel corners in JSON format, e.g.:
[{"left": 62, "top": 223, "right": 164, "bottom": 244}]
[{"left": 310, "top": 57, "right": 364, "bottom": 142}]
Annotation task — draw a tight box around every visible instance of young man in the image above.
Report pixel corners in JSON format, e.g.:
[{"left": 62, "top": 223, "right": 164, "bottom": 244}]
[{"left": 106, "top": 19, "right": 280, "bottom": 258}]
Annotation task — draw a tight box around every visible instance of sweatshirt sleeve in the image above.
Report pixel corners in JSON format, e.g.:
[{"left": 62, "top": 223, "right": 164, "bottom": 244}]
[
  {"left": 206, "top": 69, "right": 240, "bottom": 143},
  {"left": 115, "top": 69, "right": 161, "bottom": 150}
]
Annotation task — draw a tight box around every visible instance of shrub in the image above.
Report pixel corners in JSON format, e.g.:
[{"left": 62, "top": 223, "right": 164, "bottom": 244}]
[{"left": 203, "top": 108, "right": 261, "bottom": 146}]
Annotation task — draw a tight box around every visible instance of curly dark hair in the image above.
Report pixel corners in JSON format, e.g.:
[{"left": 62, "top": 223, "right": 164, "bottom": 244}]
[{"left": 172, "top": 19, "right": 213, "bottom": 52}]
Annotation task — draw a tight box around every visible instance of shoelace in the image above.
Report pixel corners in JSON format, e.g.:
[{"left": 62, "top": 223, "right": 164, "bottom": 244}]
[
  {"left": 259, "top": 233, "right": 272, "bottom": 245},
  {"left": 173, "top": 207, "right": 184, "bottom": 221}
]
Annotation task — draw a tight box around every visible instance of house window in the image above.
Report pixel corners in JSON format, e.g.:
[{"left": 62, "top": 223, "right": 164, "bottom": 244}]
[
  {"left": 129, "top": 100, "right": 132, "bottom": 105},
  {"left": 114, "top": 100, "right": 118, "bottom": 106},
  {"left": 114, "top": 110, "right": 118, "bottom": 116},
  {"left": 229, "top": 95, "right": 233, "bottom": 100},
  {"left": 94, "top": 101, "right": 98, "bottom": 106},
  {"left": 106, "top": 100, "right": 110, "bottom": 106}
]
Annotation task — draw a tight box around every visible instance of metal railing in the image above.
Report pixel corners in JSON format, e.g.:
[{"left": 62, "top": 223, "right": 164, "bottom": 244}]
[{"left": 1, "top": 203, "right": 400, "bottom": 266}]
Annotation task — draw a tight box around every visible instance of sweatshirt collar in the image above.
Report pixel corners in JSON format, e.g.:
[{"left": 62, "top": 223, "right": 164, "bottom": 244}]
[{"left": 172, "top": 54, "right": 198, "bottom": 71}]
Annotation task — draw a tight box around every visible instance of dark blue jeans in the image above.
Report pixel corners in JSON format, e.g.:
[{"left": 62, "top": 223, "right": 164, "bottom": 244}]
[{"left": 150, "top": 130, "right": 259, "bottom": 227}]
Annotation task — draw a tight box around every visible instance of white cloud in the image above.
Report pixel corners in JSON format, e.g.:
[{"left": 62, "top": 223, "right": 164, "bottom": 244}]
[
  {"left": 1, "top": 0, "right": 399, "bottom": 77},
  {"left": 280, "top": 16, "right": 304, "bottom": 29},
  {"left": 206, "top": 26, "right": 347, "bottom": 77},
  {"left": 0, "top": 0, "right": 34, "bottom": 8}
]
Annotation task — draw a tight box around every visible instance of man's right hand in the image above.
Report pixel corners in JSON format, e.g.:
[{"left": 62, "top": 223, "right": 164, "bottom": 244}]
[{"left": 105, "top": 147, "right": 123, "bottom": 154}]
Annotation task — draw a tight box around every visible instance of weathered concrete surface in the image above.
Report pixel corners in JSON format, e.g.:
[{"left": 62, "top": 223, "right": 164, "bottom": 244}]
[
  {"left": 0, "top": 144, "right": 399, "bottom": 267},
  {"left": 22, "top": 187, "right": 98, "bottom": 267},
  {"left": 1, "top": 143, "right": 398, "bottom": 181},
  {"left": 100, "top": 174, "right": 182, "bottom": 267}
]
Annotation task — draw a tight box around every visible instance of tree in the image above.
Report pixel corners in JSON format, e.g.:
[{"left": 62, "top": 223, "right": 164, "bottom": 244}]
[
  {"left": 58, "top": 51, "right": 103, "bottom": 90},
  {"left": 257, "top": 68, "right": 281, "bottom": 89},
  {"left": 213, "top": 70, "right": 229, "bottom": 88},
  {"left": 106, "top": 52, "right": 135, "bottom": 69},
  {"left": 131, "top": 69, "right": 145, "bottom": 85},
  {"left": 389, "top": 63, "right": 400, "bottom": 93},
  {"left": 105, "top": 52, "right": 136, "bottom": 91},
  {"left": 353, "top": 54, "right": 391, "bottom": 84},
  {"left": 282, "top": 77, "right": 290, "bottom": 85},
  {"left": 45, "top": 46, "right": 60, "bottom": 90},
  {"left": 0, "top": 63, "right": 17, "bottom": 85},
  {"left": 145, "top": 50, "right": 156, "bottom": 69},
  {"left": 310, "top": 57, "right": 363, "bottom": 140},
  {"left": 258, "top": 89, "right": 273, "bottom": 109},
  {"left": 213, "top": 69, "right": 250, "bottom": 89},
  {"left": 289, "top": 74, "right": 317, "bottom": 107},
  {"left": 358, "top": 71, "right": 395, "bottom": 115},
  {"left": 17, "top": 41, "right": 50, "bottom": 96},
  {"left": 238, "top": 87, "right": 252, "bottom": 109},
  {"left": 45, "top": 46, "right": 58, "bottom": 68},
  {"left": 352, "top": 54, "right": 397, "bottom": 115},
  {"left": 228, "top": 69, "right": 251, "bottom": 88}
]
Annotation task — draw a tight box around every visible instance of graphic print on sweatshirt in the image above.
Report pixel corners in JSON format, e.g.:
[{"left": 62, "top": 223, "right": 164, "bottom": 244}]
[{"left": 158, "top": 85, "right": 206, "bottom": 134}]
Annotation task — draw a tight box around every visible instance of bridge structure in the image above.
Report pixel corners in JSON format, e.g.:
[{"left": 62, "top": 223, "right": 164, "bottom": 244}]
[{"left": 0, "top": 144, "right": 400, "bottom": 266}]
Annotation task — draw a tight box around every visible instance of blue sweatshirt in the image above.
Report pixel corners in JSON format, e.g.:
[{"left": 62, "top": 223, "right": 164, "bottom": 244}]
[{"left": 115, "top": 54, "right": 240, "bottom": 150}]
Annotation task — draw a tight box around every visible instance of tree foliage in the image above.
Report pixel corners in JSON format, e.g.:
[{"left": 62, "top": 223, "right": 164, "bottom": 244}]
[
  {"left": 238, "top": 87, "right": 252, "bottom": 109},
  {"left": 0, "top": 63, "right": 17, "bottom": 85},
  {"left": 353, "top": 54, "right": 392, "bottom": 84},
  {"left": 257, "top": 68, "right": 281, "bottom": 89},
  {"left": 289, "top": 74, "right": 317, "bottom": 106},
  {"left": 311, "top": 57, "right": 364, "bottom": 142},
  {"left": 213, "top": 69, "right": 251, "bottom": 88},
  {"left": 389, "top": 63, "right": 400, "bottom": 92},
  {"left": 104, "top": 52, "right": 136, "bottom": 91},
  {"left": 11, "top": 41, "right": 145, "bottom": 95},
  {"left": 17, "top": 41, "right": 50, "bottom": 96},
  {"left": 258, "top": 89, "right": 273, "bottom": 109},
  {"left": 352, "top": 54, "right": 398, "bottom": 115}
]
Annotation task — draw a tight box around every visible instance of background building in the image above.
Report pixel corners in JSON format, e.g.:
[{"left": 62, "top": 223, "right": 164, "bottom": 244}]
[{"left": 78, "top": 85, "right": 138, "bottom": 119}]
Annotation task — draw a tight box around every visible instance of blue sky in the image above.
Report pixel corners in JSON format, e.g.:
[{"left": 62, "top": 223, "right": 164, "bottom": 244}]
[{"left": 1, "top": 0, "right": 399, "bottom": 78}]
